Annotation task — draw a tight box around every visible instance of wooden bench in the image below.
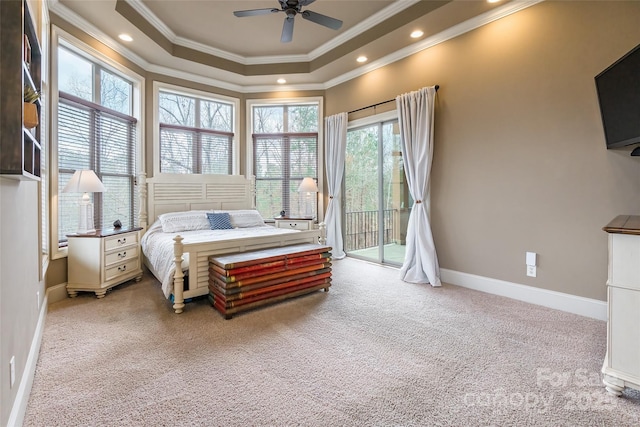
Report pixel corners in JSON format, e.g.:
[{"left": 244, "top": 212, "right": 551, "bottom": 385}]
[{"left": 208, "top": 243, "right": 332, "bottom": 319}]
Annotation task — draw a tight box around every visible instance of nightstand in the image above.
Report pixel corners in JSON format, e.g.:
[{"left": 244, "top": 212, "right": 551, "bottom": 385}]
[
  {"left": 274, "top": 217, "right": 315, "bottom": 231},
  {"left": 66, "top": 227, "right": 143, "bottom": 298}
]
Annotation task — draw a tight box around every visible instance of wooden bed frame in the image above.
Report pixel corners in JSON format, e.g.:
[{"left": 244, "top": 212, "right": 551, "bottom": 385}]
[{"left": 139, "top": 173, "right": 326, "bottom": 314}]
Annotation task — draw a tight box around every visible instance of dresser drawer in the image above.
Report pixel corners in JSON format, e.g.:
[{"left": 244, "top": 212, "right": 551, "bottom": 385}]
[
  {"left": 104, "top": 246, "right": 138, "bottom": 267},
  {"left": 104, "top": 231, "right": 138, "bottom": 251},
  {"left": 104, "top": 258, "right": 139, "bottom": 282}
]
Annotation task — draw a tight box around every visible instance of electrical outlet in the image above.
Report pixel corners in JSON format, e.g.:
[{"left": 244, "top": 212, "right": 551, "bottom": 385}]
[
  {"left": 10, "top": 356, "right": 15, "bottom": 388},
  {"left": 527, "top": 265, "right": 537, "bottom": 278}
]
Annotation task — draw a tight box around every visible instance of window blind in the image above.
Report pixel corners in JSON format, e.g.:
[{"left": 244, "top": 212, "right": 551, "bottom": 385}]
[
  {"left": 58, "top": 92, "right": 137, "bottom": 244},
  {"left": 253, "top": 133, "right": 317, "bottom": 218},
  {"left": 159, "top": 123, "right": 233, "bottom": 174},
  {"left": 158, "top": 90, "right": 234, "bottom": 175}
]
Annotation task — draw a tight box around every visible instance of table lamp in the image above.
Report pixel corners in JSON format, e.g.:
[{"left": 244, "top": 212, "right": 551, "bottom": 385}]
[
  {"left": 297, "top": 177, "right": 318, "bottom": 219},
  {"left": 62, "top": 169, "right": 106, "bottom": 234}
]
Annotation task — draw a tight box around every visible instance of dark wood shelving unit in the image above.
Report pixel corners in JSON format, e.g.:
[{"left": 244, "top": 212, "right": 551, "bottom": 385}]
[{"left": 0, "top": 0, "right": 42, "bottom": 180}]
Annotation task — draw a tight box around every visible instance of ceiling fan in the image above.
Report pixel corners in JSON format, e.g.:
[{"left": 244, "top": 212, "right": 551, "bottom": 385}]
[{"left": 233, "top": 0, "right": 343, "bottom": 43}]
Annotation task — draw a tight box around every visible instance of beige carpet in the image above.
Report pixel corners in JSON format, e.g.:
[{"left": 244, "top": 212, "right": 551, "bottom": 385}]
[{"left": 25, "top": 258, "right": 640, "bottom": 426}]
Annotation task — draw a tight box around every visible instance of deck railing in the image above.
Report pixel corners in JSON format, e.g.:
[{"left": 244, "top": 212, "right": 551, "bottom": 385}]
[{"left": 344, "top": 209, "right": 398, "bottom": 252}]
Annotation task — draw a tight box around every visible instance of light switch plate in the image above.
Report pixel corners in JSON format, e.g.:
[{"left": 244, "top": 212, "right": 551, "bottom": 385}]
[{"left": 526, "top": 251, "right": 537, "bottom": 266}]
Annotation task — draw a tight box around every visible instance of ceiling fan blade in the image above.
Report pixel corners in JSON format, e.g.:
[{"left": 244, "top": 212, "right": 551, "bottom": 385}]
[
  {"left": 234, "top": 8, "right": 279, "bottom": 18},
  {"left": 281, "top": 16, "right": 295, "bottom": 43},
  {"left": 299, "top": 0, "right": 317, "bottom": 7},
  {"left": 301, "top": 10, "right": 342, "bottom": 30}
]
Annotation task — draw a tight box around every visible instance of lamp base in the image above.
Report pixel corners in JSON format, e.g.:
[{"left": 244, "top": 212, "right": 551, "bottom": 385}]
[
  {"left": 77, "top": 200, "right": 96, "bottom": 234},
  {"left": 303, "top": 192, "right": 315, "bottom": 220}
]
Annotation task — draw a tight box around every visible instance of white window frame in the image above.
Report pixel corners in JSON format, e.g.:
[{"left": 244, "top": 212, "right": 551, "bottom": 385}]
[
  {"left": 50, "top": 26, "right": 144, "bottom": 260},
  {"left": 347, "top": 110, "right": 398, "bottom": 131},
  {"left": 246, "top": 97, "right": 324, "bottom": 222},
  {"left": 153, "top": 81, "right": 240, "bottom": 177},
  {"left": 39, "top": 6, "right": 51, "bottom": 278}
]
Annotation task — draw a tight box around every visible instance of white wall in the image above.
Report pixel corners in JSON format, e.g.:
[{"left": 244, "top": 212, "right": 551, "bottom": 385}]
[{"left": 1, "top": 179, "right": 45, "bottom": 426}]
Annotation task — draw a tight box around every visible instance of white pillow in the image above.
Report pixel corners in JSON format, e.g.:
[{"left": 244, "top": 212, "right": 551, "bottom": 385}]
[
  {"left": 216, "top": 210, "right": 265, "bottom": 228},
  {"left": 158, "top": 210, "right": 211, "bottom": 233}
]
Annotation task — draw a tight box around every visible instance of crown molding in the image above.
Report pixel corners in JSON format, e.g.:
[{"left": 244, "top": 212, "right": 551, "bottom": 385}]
[
  {"left": 144, "top": 63, "right": 245, "bottom": 93},
  {"left": 47, "top": 0, "right": 151, "bottom": 70},
  {"left": 47, "top": 0, "right": 307, "bottom": 93},
  {"left": 124, "top": 0, "right": 254, "bottom": 64},
  {"left": 124, "top": 0, "right": 176, "bottom": 42},
  {"left": 126, "top": 0, "right": 420, "bottom": 65},
  {"left": 324, "top": 0, "right": 544, "bottom": 89},
  {"left": 144, "top": 63, "right": 326, "bottom": 94},
  {"left": 47, "top": 0, "right": 543, "bottom": 94},
  {"left": 174, "top": 35, "right": 310, "bottom": 66},
  {"left": 307, "top": 0, "right": 420, "bottom": 59}
]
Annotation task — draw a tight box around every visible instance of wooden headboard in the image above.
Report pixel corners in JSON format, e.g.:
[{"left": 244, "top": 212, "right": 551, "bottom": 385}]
[{"left": 140, "top": 173, "right": 255, "bottom": 228}]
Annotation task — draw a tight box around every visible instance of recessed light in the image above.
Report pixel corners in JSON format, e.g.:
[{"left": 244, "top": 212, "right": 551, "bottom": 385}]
[
  {"left": 410, "top": 30, "right": 424, "bottom": 39},
  {"left": 118, "top": 34, "right": 133, "bottom": 42},
  {"left": 487, "top": 0, "right": 501, "bottom": 3},
  {"left": 277, "top": 78, "right": 286, "bottom": 84},
  {"left": 356, "top": 56, "right": 367, "bottom": 63}
]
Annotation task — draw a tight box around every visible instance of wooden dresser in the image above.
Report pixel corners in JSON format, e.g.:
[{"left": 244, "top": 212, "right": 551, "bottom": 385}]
[{"left": 602, "top": 215, "right": 640, "bottom": 396}]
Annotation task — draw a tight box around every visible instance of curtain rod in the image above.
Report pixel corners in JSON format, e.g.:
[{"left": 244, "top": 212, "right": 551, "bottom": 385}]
[{"left": 347, "top": 85, "right": 439, "bottom": 115}]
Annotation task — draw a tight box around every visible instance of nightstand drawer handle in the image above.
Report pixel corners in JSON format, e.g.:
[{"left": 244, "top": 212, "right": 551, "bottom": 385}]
[
  {"left": 118, "top": 265, "right": 127, "bottom": 272},
  {"left": 117, "top": 238, "right": 127, "bottom": 245},
  {"left": 118, "top": 252, "right": 127, "bottom": 259},
  {"left": 289, "top": 223, "right": 297, "bottom": 227}
]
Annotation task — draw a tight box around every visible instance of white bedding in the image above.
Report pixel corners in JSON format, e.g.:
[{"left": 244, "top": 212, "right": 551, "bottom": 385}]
[{"left": 141, "top": 220, "right": 299, "bottom": 298}]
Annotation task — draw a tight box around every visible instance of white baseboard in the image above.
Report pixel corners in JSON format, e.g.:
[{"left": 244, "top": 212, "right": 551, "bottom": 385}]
[
  {"left": 7, "top": 289, "right": 49, "bottom": 427},
  {"left": 47, "top": 282, "right": 68, "bottom": 305},
  {"left": 440, "top": 268, "right": 607, "bottom": 321}
]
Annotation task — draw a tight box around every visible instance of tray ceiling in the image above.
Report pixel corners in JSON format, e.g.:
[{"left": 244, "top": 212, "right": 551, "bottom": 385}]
[{"left": 50, "top": 0, "right": 536, "bottom": 91}]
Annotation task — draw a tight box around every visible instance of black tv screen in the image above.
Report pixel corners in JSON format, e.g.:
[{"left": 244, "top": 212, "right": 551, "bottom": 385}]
[{"left": 595, "top": 43, "right": 640, "bottom": 149}]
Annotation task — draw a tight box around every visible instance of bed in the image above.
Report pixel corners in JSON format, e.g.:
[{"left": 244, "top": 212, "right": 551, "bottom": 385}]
[{"left": 139, "top": 174, "right": 325, "bottom": 314}]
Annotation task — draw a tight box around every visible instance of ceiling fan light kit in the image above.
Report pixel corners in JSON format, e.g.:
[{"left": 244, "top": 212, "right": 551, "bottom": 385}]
[{"left": 233, "top": 0, "right": 343, "bottom": 43}]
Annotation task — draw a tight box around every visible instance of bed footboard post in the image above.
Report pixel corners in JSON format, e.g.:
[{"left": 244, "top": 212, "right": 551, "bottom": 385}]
[
  {"left": 173, "top": 235, "right": 185, "bottom": 314},
  {"left": 318, "top": 222, "right": 326, "bottom": 245},
  {"left": 249, "top": 175, "right": 256, "bottom": 209},
  {"left": 138, "top": 172, "right": 148, "bottom": 231}
]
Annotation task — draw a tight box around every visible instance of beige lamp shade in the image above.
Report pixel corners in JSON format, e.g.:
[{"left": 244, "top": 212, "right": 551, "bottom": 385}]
[
  {"left": 62, "top": 170, "right": 106, "bottom": 194},
  {"left": 297, "top": 177, "right": 318, "bottom": 193}
]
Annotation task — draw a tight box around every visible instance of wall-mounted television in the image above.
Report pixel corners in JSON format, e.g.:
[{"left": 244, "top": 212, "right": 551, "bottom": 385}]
[{"left": 595, "top": 43, "right": 640, "bottom": 149}]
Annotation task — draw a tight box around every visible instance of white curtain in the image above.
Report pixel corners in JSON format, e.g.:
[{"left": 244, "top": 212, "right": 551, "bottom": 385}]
[
  {"left": 324, "top": 112, "right": 348, "bottom": 259},
  {"left": 396, "top": 86, "right": 441, "bottom": 286}
]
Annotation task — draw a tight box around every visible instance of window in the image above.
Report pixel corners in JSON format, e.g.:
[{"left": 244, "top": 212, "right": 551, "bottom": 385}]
[
  {"left": 158, "top": 89, "right": 235, "bottom": 174},
  {"left": 55, "top": 41, "right": 140, "bottom": 249},
  {"left": 250, "top": 101, "right": 321, "bottom": 219},
  {"left": 344, "top": 111, "right": 409, "bottom": 265}
]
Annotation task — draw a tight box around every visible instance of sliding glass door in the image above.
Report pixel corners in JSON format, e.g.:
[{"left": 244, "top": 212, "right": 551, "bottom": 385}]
[{"left": 344, "top": 119, "right": 410, "bottom": 265}]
